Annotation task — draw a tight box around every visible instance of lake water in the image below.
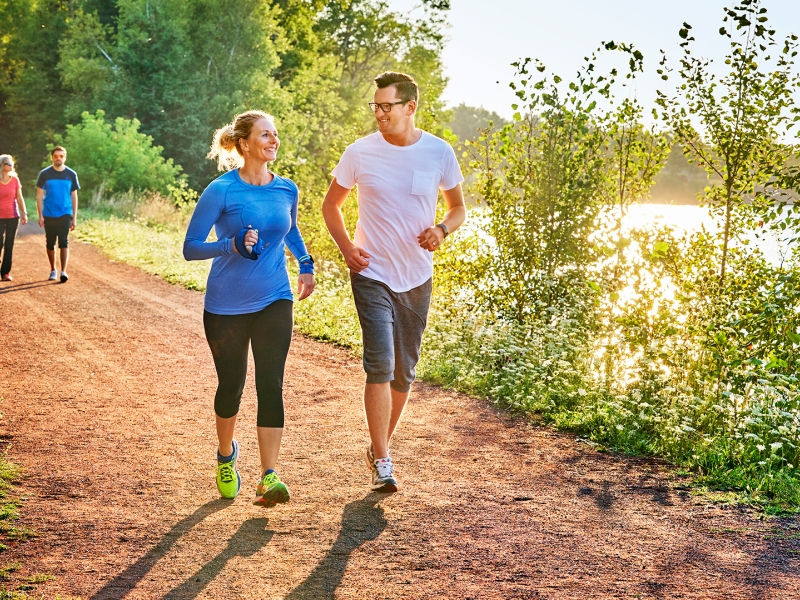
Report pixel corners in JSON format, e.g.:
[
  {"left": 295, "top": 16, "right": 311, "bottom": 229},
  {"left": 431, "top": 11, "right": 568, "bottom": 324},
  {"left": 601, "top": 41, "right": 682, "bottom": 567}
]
[{"left": 625, "top": 204, "right": 793, "bottom": 266}]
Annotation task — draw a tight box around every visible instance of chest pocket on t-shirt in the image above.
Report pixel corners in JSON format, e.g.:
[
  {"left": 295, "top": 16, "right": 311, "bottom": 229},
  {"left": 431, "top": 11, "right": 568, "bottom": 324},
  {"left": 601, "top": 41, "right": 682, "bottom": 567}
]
[{"left": 411, "top": 170, "right": 437, "bottom": 196}]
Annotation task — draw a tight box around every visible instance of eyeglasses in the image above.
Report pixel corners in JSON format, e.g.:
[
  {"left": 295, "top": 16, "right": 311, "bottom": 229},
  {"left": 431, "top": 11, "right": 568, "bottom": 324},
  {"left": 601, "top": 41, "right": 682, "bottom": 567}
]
[
  {"left": 368, "top": 101, "right": 408, "bottom": 113},
  {"left": 1, "top": 162, "right": 12, "bottom": 168}
]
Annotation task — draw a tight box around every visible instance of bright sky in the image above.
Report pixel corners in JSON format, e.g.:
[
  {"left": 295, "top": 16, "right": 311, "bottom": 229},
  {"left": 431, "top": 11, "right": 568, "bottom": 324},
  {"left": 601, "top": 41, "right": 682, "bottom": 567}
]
[{"left": 391, "top": 0, "right": 800, "bottom": 118}]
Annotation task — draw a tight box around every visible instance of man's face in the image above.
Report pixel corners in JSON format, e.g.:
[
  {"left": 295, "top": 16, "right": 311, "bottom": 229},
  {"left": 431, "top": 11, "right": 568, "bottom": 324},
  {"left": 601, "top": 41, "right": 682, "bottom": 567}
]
[
  {"left": 372, "top": 85, "right": 414, "bottom": 134},
  {"left": 51, "top": 151, "right": 66, "bottom": 168}
]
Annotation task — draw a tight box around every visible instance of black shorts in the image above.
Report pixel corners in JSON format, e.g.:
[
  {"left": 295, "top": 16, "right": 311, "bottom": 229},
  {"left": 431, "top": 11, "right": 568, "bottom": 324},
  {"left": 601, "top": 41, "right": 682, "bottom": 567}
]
[{"left": 44, "top": 215, "right": 72, "bottom": 250}]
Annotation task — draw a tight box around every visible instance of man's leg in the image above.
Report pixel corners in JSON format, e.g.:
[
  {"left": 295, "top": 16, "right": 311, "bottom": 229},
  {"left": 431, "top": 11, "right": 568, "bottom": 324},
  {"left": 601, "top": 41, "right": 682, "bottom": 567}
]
[
  {"left": 60, "top": 247, "right": 69, "bottom": 273},
  {"left": 388, "top": 387, "right": 411, "bottom": 443},
  {"left": 364, "top": 385, "right": 408, "bottom": 459},
  {"left": 384, "top": 278, "right": 432, "bottom": 448},
  {"left": 58, "top": 216, "right": 70, "bottom": 279},
  {"left": 44, "top": 218, "right": 57, "bottom": 271},
  {"left": 365, "top": 382, "right": 392, "bottom": 460}
]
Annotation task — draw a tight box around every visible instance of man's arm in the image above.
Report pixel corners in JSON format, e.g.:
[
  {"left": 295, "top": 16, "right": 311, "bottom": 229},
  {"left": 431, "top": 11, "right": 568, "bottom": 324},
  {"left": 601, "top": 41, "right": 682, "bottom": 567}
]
[
  {"left": 417, "top": 183, "right": 467, "bottom": 251},
  {"left": 36, "top": 187, "right": 44, "bottom": 227},
  {"left": 70, "top": 190, "right": 78, "bottom": 230},
  {"left": 321, "top": 178, "right": 371, "bottom": 273}
]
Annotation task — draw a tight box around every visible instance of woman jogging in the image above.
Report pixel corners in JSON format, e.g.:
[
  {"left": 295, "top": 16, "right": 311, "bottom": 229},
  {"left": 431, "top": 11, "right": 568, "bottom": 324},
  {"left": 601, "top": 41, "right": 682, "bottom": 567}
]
[
  {"left": 183, "top": 110, "right": 316, "bottom": 506},
  {"left": 0, "top": 155, "right": 28, "bottom": 281}
]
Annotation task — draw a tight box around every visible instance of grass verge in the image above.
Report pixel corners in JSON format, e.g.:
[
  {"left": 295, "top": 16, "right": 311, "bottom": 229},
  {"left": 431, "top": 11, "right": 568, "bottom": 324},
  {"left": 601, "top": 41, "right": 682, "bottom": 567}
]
[{"left": 0, "top": 400, "right": 51, "bottom": 598}]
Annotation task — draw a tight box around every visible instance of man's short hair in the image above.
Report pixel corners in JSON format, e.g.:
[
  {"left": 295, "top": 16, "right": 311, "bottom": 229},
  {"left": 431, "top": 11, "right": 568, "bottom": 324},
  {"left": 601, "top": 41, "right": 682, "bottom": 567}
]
[
  {"left": 51, "top": 146, "right": 67, "bottom": 156},
  {"left": 374, "top": 71, "right": 419, "bottom": 104}
]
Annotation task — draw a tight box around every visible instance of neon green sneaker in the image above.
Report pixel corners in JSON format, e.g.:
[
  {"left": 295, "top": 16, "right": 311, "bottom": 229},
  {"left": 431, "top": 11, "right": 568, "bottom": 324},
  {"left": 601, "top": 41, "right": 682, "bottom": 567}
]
[
  {"left": 216, "top": 439, "right": 242, "bottom": 499},
  {"left": 253, "top": 470, "right": 290, "bottom": 507}
]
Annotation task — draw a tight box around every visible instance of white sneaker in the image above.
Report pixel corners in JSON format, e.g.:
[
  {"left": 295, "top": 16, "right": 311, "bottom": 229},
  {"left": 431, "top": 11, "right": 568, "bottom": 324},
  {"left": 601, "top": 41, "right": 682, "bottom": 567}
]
[
  {"left": 60, "top": 271, "right": 68, "bottom": 283},
  {"left": 48, "top": 270, "right": 57, "bottom": 281},
  {"left": 365, "top": 443, "right": 390, "bottom": 471},
  {"left": 370, "top": 457, "right": 398, "bottom": 493}
]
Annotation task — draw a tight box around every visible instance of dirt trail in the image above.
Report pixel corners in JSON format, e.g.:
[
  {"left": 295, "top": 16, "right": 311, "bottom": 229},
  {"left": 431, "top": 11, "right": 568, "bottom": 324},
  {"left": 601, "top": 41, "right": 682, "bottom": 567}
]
[{"left": 0, "top": 223, "right": 798, "bottom": 599}]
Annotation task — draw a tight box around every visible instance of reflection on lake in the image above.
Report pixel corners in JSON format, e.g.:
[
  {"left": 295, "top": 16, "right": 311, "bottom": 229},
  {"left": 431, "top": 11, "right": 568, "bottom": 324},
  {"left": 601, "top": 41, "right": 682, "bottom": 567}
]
[{"left": 625, "top": 203, "right": 793, "bottom": 266}]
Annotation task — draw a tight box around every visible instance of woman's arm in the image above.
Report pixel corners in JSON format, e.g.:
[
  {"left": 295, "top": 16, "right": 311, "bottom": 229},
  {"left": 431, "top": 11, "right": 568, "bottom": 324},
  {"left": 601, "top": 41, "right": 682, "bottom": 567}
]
[
  {"left": 283, "top": 190, "right": 314, "bottom": 274},
  {"left": 283, "top": 189, "right": 316, "bottom": 300},
  {"left": 15, "top": 179, "right": 27, "bottom": 225},
  {"left": 183, "top": 184, "right": 235, "bottom": 260}
]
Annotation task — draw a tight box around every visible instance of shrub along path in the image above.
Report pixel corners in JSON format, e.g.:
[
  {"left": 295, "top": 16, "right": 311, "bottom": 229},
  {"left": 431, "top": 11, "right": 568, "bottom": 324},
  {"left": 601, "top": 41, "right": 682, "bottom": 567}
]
[{"left": 1, "top": 224, "right": 798, "bottom": 599}]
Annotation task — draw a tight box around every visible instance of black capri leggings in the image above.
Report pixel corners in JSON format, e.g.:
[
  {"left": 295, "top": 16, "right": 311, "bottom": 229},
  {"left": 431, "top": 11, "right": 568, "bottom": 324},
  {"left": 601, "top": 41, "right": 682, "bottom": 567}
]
[{"left": 203, "top": 300, "right": 293, "bottom": 428}]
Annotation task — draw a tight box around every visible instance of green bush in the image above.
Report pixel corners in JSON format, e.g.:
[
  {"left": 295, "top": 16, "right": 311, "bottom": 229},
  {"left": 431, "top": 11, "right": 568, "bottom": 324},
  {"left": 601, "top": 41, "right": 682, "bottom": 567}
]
[{"left": 50, "top": 110, "right": 184, "bottom": 196}]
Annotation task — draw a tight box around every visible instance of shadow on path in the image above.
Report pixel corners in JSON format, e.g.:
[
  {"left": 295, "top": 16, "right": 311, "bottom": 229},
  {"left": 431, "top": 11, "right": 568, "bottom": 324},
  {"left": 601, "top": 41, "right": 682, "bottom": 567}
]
[
  {"left": 0, "top": 281, "right": 56, "bottom": 295},
  {"left": 285, "top": 494, "right": 387, "bottom": 600},
  {"left": 161, "top": 517, "right": 273, "bottom": 600},
  {"left": 90, "top": 498, "right": 233, "bottom": 599}
]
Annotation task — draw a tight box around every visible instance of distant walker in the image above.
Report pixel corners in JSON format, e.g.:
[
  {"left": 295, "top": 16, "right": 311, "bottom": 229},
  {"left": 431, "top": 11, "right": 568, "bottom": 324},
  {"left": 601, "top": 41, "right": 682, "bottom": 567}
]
[{"left": 36, "top": 146, "right": 80, "bottom": 283}]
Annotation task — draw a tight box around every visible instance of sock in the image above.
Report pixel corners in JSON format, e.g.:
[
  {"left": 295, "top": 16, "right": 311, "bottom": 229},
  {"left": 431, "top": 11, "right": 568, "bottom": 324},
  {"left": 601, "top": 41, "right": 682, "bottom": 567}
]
[
  {"left": 263, "top": 469, "right": 276, "bottom": 478},
  {"left": 217, "top": 447, "right": 235, "bottom": 463}
]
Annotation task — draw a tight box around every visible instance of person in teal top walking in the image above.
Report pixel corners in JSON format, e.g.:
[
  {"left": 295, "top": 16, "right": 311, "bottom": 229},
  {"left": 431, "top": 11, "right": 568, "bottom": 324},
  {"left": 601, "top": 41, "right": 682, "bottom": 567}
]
[{"left": 184, "top": 110, "right": 316, "bottom": 506}]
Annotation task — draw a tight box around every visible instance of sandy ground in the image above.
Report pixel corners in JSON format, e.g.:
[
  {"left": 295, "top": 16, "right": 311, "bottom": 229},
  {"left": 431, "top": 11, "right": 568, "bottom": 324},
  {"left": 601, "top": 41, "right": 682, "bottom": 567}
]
[{"left": 0, "top": 222, "right": 798, "bottom": 599}]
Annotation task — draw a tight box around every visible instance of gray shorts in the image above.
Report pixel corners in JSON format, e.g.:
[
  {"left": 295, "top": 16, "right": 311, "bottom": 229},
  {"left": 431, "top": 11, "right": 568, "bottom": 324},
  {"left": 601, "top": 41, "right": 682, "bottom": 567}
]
[{"left": 350, "top": 273, "right": 432, "bottom": 393}]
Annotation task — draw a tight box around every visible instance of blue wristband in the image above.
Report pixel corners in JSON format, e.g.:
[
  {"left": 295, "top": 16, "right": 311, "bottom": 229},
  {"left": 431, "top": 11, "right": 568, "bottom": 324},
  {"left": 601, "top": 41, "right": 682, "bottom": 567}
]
[{"left": 298, "top": 253, "right": 315, "bottom": 274}]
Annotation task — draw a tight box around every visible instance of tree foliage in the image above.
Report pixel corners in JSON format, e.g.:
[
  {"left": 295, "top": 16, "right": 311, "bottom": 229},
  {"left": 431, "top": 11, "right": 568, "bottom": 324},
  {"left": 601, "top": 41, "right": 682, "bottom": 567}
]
[
  {"left": 53, "top": 109, "right": 185, "bottom": 196},
  {"left": 656, "top": 0, "right": 800, "bottom": 282},
  {"left": 0, "top": 0, "right": 450, "bottom": 198}
]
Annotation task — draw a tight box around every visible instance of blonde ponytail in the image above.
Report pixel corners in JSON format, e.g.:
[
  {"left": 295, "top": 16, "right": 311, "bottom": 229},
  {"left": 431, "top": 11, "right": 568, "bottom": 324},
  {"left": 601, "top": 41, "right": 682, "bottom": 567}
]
[{"left": 208, "top": 110, "right": 275, "bottom": 171}]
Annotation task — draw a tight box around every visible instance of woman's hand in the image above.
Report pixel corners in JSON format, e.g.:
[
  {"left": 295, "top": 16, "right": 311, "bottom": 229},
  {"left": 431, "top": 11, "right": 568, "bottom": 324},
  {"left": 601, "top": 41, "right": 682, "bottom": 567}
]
[
  {"left": 232, "top": 227, "right": 259, "bottom": 254},
  {"left": 20, "top": 214, "right": 27, "bottom": 225},
  {"left": 297, "top": 273, "right": 316, "bottom": 301}
]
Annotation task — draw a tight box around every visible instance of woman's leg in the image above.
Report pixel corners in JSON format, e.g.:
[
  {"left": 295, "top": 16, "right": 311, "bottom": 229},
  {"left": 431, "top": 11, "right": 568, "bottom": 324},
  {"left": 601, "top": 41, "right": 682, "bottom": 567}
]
[
  {"left": 250, "top": 300, "right": 294, "bottom": 474},
  {"left": 0, "top": 218, "right": 18, "bottom": 276},
  {"left": 203, "top": 310, "right": 253, "bottom": 456}
]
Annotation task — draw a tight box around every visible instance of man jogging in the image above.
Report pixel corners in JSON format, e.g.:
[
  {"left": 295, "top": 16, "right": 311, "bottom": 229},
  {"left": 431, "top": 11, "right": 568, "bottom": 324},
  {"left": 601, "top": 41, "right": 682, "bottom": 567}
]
[
  {"left": 36, "top": 146, "right": 79, "bottom": 283},
  {"left": 322, "top": 71, "right": 466, "bottom": 493}
]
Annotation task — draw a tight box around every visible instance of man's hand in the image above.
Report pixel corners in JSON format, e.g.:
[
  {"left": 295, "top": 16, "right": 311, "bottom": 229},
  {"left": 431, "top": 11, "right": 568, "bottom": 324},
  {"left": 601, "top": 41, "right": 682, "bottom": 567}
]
[
  {"left": 297, "top": 273, "right": 316, "bottom": 300},
  {"left": 38, "top": 216, "right": 44, "bottom": 228},
  {"left": 418, "top": 225, "right": 445, "bottom": 252},
  {"left": 343, "top": 243, "right": 371, "bottom": 273},
  {"left": 70, "top": 217, "right": 77, "bottom": 231}
]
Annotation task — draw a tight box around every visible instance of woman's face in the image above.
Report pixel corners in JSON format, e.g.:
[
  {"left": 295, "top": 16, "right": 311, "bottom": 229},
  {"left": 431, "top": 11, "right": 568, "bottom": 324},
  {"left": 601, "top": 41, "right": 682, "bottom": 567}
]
[
  {"left": 242, "top": 118, "right": 279, "bottom": 164},
  {"left": 1, "top": 160, "right": 13, "bottom": 174}
]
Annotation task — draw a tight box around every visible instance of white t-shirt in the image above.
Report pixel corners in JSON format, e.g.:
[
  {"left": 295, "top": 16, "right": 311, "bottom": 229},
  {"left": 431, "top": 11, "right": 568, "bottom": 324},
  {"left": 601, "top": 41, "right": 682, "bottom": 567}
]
[{"left": 331, "top": 131, "right": 464, "bottom": 292}]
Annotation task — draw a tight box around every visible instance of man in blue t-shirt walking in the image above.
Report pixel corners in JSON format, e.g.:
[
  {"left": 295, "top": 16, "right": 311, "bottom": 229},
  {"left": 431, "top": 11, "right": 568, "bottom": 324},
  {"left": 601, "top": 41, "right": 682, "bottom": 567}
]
[{"left": 36, "top": 146, "right": 80, "bottom": 283}]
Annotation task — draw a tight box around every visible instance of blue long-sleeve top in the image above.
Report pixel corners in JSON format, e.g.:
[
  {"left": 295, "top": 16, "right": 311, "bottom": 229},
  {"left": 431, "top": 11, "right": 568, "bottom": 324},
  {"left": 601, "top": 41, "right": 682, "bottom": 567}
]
[{"left": 183, "top": 169, "right": 313, "bottom": 315}]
